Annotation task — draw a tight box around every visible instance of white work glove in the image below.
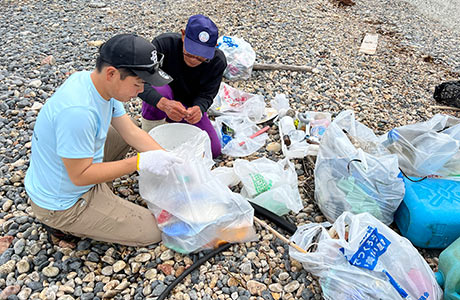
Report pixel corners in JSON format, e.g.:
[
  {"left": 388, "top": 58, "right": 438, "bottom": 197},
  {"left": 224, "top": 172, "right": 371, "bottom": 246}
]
[{"left": 137, "top": 150, "right": 184, "bottom": 176}]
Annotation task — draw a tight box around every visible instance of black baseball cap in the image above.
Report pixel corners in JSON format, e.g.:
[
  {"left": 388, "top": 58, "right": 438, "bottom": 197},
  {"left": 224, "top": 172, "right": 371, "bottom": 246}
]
[{"left": 99, "top": 34, "right": 172, "bottom": 86}]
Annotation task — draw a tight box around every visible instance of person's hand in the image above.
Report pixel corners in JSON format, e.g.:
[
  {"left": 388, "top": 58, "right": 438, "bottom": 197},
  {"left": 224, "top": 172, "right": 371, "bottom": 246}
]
[
  {"left": 184, "top": 106, "right": 202, "bottom": 124},
  {"left": 157, "top": 97, "right": 187, "bottom": 122},
  {"left": 137, "top": 150, "right": 184, "bottom": 176}
]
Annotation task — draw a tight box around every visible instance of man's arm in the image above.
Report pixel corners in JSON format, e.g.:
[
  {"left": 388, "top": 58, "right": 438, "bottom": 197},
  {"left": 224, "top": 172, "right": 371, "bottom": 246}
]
[
  {"left": 138, "top": 84, "right": 163, "bottom": 107},
  {"left": 111, "top": 114, "right": 163, "bottom": 152},
  {"left": 62, "top": 115, "right": 164, "bottom": 187},
  {"left": 62, "top": 156, "right": 137, "bottom": 187}
]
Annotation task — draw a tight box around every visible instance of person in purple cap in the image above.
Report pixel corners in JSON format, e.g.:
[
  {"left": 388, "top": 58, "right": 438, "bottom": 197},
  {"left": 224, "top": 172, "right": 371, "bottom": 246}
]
[
  {"left": 25, "top": 34, "right": 183, "bottom": 246},
  {"left": 139, "top": 14, "right": 227, "bottom": 158}
]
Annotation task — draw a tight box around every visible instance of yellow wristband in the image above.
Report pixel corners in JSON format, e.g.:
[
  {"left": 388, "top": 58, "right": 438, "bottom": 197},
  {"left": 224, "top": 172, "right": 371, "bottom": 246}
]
[{"left": 136, "top": 153, "right": 140, "bottom": 171}]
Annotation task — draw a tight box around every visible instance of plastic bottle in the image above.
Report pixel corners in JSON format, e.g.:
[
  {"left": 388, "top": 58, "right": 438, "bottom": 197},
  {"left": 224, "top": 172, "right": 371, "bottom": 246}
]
[
  {"left": 382, "top": 129, "right": 416, "bottom": 167},
  {"left": 310, "top": 118, "right": 330, "bottom": 141},
  {"left": 435, "top": 236, "right": 460, "bottom": 300},
  {"left": 283, "top": 135, "right": 291, "bottom": 146}
]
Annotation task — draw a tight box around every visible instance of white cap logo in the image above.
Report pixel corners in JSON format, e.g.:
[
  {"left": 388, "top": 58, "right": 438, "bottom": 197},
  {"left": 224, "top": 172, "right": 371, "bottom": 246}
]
[
  {"left": 159, "top": 69, "right": 170, "bottom": 79},
  {"left": 150, "top": 49, "right": 158, "bottom": 64},
  {"left": 198, "top": 31, "right": 210, "bottom": 43}
]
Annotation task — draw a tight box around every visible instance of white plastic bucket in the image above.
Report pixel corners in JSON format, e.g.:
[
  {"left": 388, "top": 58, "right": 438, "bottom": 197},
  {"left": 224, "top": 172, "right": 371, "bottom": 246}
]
[{"left": 149, "top": 123, "right": 212, "bottom": 159}]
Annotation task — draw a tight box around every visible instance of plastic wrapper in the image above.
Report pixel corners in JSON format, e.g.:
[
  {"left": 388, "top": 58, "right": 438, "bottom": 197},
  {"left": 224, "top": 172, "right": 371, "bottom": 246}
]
[
  {"left": 139, "top": 132, "right": 257, "bottom": 253},
  {"left": 233, "top": 157, "right": 303, "bottom": 216},
  {"left": 217, "top": 35, "right": 256, "bottom": 80},
  {"left": 379, "top": 114, "right": 460, "bottom": 178},
  {"left": 290, "top": 212, "right": 443, "bottom": 300},
  {"left": 214, "top": 115, "right": 268, "bottom": 157},
  {"left": 209, "top": 82, "right": 265, "bottom": 122},
  {"left": 315, "top": 110, "right": 404, "bottom": 225}
]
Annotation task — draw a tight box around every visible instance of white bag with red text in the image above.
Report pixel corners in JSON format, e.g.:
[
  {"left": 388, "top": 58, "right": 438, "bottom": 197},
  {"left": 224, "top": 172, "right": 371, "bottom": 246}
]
[{"left": 210, "top": 82, "right": 265, "bottom": 122}]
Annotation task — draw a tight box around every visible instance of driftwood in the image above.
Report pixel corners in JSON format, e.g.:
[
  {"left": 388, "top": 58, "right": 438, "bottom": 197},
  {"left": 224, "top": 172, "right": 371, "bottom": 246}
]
[
  {"left": 432, "top": 105, "right": 460, "bottom": 111},
  {"left": 337, "top": 0, "right": 355, "bottom": 6},
  {"left": 253, "top": 63, "right": 319, "bottom": 73},
  {"left": 253, "top": 216, "right": 307, "bottom": 253}
]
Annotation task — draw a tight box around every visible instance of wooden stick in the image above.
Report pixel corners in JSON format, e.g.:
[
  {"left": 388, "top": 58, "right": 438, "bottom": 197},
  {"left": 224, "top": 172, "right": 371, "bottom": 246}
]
[
  {"left": 253, "top": 216, "right": 307, "bottom": 253},
  {"left": 432, "top": 105, "right": 460, "bottom": 111},
  {"left": 253, "top": 63, "right": 319, "bottom": 73}
]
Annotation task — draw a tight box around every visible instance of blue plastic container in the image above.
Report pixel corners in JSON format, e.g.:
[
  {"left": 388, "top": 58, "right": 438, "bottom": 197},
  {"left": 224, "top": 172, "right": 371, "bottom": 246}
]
[
  {"left": 394, "top": 177, "right": 460, "bottom": 249},
  {"left": 435, "top": 236, "right": 460, "bottom": 300}
]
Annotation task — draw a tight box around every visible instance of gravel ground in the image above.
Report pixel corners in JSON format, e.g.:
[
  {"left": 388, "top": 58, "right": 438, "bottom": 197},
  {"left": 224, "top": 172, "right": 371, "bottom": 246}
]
[{"left": 0, "top": 0, "right": 459, "bottom": 299}]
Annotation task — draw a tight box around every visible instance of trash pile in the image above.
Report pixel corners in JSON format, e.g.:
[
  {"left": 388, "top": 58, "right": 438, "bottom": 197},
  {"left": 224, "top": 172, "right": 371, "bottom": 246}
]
[{"left": 139, "top": 38, "right": 460, "bottom": 298}]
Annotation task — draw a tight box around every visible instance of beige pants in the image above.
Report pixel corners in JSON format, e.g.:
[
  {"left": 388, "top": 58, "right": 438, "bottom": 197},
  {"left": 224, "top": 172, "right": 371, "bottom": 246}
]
[
  {"left": 31, "top": 124, "right": 161, "bottom": 246},
  {"left": 141, "top": 117, "right": 166, "bottom": 134}
]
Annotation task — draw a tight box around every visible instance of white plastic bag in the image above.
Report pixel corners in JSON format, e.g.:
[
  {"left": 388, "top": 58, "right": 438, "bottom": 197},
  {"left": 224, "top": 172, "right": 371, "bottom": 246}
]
[
  {"left": 270, "top": 94, "right": 290, "bottom": 118},
  {"left": 215, "top": 115, "right": 268, "bottom": 157},
  {"left": 290, "top": 212, "right": 443, "bottom": 300},
  {"left": 379, "top": 114, "right": 460, "bottom": 178},
  {"left": 315, "top": 110, "right": 404, "bottom": 225},
  {"left": 139, "top": 139, "right": 257, "bottom": 254},
  {"left": 209, "top": 82, "right": 265, "bottom": 122},
  {"left": 217, "top": 36, "right": 256, "bottom": 80},
  {"left": 233, "top": 157, "right": 303, "bottom": 216},
  {"left": 210, "top": 167, "right": 240, "bottom": 187}
]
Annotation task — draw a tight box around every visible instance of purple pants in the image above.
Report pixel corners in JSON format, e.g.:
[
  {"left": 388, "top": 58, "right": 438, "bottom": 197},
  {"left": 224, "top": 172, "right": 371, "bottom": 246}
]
[{"left": 142, "top": 85, "right": 222, "bottom": 158}]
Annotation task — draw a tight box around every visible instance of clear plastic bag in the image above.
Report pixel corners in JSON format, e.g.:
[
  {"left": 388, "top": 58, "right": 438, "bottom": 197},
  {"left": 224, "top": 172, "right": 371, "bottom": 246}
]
[
  {"left": 210, "top": 167, "right": 240, "bottom": 188},
  {"left": 315, "top": 110, "right": 404, "bottom": 225},
  {"left": 379, "top": 114, "right": 460, "bottom": 178},
  {"left": 217, "top": 36, "right": 256, "bottom": 80},
  {"left": 290, "top": 212, "right": 443, "bottom": 300},
  {"left": 233, "top": 157, "right": 303, "bottom": 216},
  {"left": 209, "top": 82, "right": 265, "bottom": 122},
  {"left": 214, "top": 115, "right": 268, "bottom": 157},
  {"left": 139, "top": 137, "right": 257, "bottom": 253}
]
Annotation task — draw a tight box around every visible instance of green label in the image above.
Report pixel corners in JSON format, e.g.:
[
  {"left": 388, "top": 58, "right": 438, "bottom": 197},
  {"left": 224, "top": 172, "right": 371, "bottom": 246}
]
[{"left": 249, "top": 173, "right": 273, "bottom": 195}]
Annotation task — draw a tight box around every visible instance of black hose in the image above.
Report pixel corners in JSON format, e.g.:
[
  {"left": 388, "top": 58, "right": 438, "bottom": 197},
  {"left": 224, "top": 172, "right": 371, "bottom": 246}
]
[
  {"left": 250, "top": 202, "right": 297, "bottom": 235},
  {"left": 157, "top": 243, "right": 232, "bottom": 300},
  {"left": 157, "top": 203, "right": 297, "bottom": 299}
]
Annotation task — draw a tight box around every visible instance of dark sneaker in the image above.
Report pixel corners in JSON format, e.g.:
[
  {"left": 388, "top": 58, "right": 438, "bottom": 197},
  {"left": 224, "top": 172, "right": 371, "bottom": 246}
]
[{"left": 42, "top": 224, "right": 80, "bottom": 244}]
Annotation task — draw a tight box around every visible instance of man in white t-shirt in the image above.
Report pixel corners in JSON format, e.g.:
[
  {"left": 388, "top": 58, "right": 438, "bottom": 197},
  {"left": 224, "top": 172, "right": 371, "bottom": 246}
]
[{"left": 25, "top": 34, "right": 182, "bottom": 246}]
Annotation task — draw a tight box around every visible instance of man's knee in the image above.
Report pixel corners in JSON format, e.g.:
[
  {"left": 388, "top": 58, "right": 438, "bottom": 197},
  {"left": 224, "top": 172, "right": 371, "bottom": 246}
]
[
  {"left": 126, "top": 208, "right": 163, "bottom": 246},
  {"left": 134, "top": 229, "right": 162, "bottom": 246}
]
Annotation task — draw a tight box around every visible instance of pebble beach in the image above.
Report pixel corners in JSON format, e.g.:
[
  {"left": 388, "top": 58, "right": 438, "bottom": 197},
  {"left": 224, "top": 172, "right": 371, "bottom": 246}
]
[{"left": 0, "top": 0, "right": 459, "bottom": 299}]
